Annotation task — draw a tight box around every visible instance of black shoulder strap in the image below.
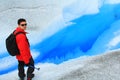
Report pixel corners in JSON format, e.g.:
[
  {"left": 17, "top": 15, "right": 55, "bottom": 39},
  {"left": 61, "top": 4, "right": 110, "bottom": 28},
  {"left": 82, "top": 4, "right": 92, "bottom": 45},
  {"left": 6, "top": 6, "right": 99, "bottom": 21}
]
[
  {"left": 13, "top": 30, "right": 25, "bottom": 36},
  {"left": 15, "top": 32, "right": 25, "bottom": 36},
  {"left": 14, "top": 31, "right": 30, "bottom": 46}
]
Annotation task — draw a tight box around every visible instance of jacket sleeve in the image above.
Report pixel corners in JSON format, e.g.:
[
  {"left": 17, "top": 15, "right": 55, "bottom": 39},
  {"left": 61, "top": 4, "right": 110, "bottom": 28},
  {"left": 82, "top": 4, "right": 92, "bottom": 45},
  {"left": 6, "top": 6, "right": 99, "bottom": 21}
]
[{"left": 16, "top": 34, "right": 31, "bottom": 64}]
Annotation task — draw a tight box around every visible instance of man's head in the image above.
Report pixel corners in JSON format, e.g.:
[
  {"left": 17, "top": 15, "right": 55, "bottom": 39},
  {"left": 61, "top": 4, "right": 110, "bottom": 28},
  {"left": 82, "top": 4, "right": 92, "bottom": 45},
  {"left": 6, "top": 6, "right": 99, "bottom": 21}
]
[{"left": 18, "top": 18, "right": 27, "bottom": 30}]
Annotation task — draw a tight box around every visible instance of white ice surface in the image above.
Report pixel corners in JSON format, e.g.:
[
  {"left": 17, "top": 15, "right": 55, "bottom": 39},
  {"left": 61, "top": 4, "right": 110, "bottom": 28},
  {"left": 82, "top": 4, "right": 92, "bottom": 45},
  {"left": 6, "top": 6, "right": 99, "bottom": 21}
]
[{"left": 0, "top": 49, "right": 120, "bottom": 80}]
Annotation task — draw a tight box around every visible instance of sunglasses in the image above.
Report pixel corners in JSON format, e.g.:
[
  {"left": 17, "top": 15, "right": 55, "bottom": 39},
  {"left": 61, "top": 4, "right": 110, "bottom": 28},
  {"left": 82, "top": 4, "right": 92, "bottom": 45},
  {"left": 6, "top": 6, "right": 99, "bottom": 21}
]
[{"left": 20, "top": 23, "right": 27, "bottom": 26}]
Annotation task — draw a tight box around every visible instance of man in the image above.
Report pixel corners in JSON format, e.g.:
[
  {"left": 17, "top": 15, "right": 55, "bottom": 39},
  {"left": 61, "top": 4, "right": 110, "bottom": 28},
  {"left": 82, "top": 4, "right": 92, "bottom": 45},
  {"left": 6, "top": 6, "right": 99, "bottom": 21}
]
[{"left": 14, "top": 18, "right": 34, "bottom": 80}]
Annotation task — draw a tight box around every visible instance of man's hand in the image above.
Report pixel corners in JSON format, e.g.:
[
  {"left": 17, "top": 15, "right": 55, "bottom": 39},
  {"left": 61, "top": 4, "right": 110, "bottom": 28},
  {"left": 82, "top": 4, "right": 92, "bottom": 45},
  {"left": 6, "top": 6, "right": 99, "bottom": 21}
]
[{"left": 25, "top": 62, "right": 30, "bottom": 66}]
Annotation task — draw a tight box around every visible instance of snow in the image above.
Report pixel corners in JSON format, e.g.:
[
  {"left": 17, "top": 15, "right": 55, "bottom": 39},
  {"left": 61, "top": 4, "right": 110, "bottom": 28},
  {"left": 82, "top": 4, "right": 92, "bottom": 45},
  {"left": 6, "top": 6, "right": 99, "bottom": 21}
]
[
  {"left": 0, "top": 49, "right": 120, "bottom": 80},
  {"left": 1, "top": 0, "right": 120, "bottom": 79}
]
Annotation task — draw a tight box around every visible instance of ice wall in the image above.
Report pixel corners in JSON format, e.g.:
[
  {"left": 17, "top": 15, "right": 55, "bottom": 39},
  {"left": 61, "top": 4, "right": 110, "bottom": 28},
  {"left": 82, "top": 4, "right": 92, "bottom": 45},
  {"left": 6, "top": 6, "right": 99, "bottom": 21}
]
[
  {"left": 34, "top": 3, "right": 120, "bottom": 64},
  {"left": 0, "top": 0, "right": 120, "bottom": 75}
]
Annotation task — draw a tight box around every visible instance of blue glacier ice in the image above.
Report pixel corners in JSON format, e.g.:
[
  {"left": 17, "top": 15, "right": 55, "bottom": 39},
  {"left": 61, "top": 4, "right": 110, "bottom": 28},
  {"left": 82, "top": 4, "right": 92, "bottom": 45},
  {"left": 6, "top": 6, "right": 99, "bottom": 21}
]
[
  {"left": 33, "top": 4, "right": 120, "bottom": 63},
  {"left": 0, "top": 3, "right": 120, "bottom": 75}
]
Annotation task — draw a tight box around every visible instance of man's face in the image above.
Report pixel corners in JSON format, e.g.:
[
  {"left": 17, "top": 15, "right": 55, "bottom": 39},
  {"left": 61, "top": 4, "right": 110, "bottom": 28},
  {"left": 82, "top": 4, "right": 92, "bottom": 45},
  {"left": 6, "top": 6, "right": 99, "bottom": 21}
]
[{"left": 19, "top": 21, "right": 27, "bottom": 30}]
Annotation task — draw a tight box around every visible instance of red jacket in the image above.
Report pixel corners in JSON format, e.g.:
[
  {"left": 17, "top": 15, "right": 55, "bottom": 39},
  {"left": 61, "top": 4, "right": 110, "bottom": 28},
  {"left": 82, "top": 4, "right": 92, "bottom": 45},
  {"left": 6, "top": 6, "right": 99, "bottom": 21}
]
[{"left": 14, "top": 27, "right": 32, "bottom": 64}]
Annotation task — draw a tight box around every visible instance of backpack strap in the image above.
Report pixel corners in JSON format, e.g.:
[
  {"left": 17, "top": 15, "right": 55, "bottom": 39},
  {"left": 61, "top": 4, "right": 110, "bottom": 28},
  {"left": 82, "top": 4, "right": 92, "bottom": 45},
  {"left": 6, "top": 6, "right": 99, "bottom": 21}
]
[
  {"left": 15, "top": 32, "right": 25, "bottom": 36},
  {"left": 13, "top": 30, "right": 25, "bottom": 36},
  {"left": 13, "top": 31, "right": 30, "bottom": 47}
]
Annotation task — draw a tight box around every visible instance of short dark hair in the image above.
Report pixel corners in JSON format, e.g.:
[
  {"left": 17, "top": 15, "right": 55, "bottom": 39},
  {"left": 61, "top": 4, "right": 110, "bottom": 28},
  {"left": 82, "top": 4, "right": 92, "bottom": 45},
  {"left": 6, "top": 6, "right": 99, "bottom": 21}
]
[{"left": 18, "top": 18, "right": 26, "bottom": 25}]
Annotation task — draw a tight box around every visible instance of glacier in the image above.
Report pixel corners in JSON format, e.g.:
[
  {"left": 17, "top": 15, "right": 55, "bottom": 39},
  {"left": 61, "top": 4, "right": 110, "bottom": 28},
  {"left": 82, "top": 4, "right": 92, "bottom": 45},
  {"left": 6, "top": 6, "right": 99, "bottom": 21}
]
[
  {"left": 33, "top": 3, "right": 120, "bottom": 64},
  {"left": 0, "top": 0, "right": 120, "bottom": 77}
]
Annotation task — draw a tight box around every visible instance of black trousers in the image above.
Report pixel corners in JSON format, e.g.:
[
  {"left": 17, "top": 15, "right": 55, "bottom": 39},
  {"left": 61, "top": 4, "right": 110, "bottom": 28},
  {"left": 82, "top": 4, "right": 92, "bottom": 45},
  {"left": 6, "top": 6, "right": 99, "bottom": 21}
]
[{"left": 18, "top": 57, "right": 34, "bottom": 78}]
